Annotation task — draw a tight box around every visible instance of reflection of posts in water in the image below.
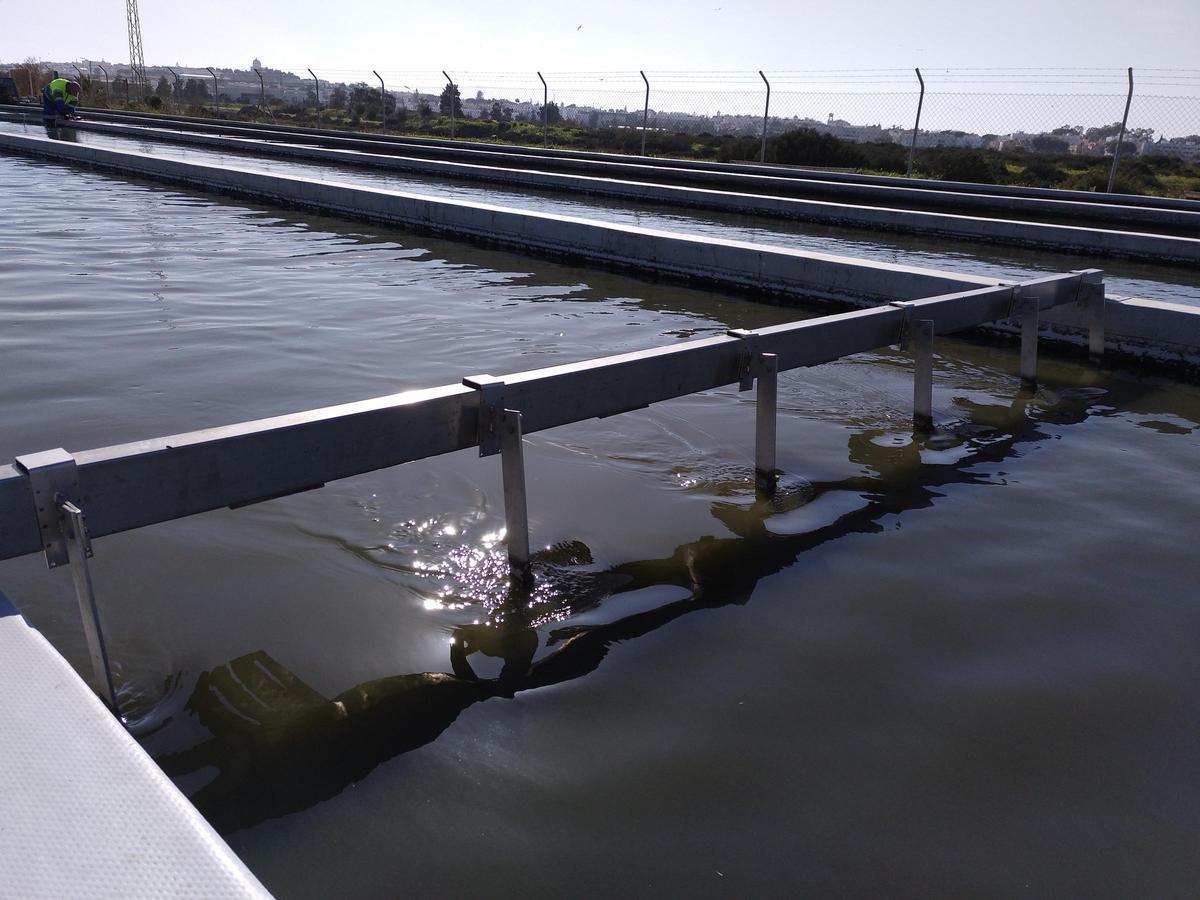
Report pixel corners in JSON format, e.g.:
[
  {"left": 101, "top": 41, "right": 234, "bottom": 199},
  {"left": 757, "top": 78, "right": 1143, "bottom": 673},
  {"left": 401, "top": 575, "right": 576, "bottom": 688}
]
[{"left": 160, "top": 387, "right": 1102, "bottom": 835}]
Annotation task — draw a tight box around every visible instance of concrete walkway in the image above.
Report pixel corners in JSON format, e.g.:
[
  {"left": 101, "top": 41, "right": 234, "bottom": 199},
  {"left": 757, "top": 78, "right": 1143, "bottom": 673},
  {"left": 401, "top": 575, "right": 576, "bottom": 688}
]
[{"left": 0, "top": 590, "right": 271, "bottom": 899}]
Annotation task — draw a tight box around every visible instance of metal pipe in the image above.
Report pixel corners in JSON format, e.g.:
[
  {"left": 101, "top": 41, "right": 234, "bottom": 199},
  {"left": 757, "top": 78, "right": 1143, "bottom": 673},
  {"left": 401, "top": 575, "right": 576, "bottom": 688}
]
[
  {"left": 205, "top": 66, "right": 218, "bottom": 118},
  {"left": 537, "top": 71, "right": 548, "bottom": 147},
  {"left": 71, "top": 64, "right": 86, "bottom": 101},
  {"left": 640, "top": 69, "right": 650, "bottom": 156},
  {"left": 1107, "top": 67, "right": 1134, "bottom": 194},
  {"left": 308, "top": 68, "right": 320, "bottom": 126},
  {"left": 758, "top": 70, "right": 771, "bottom": 164},
  {"left": 373, "top": 70, "right": 386, "bottom": 129},
  {"left": 442, "top": 70, "right": 456, "bottom": 139},
  {"left": 907, "top": 67, "right": 925, "bottom": 178}
]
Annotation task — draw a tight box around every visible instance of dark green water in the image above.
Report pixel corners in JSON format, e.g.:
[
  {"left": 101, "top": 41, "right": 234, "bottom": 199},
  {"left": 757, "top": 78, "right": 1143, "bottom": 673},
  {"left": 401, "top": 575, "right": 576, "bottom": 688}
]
[{"left": 2, "top": 153, "right": 1199, "bottom": 897}]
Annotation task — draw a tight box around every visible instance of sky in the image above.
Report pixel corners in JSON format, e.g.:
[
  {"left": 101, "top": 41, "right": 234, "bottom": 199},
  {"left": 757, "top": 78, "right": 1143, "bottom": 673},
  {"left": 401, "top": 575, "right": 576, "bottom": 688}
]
[{"left": 2, "top": 0, "right": 1198, "bottom": 75}]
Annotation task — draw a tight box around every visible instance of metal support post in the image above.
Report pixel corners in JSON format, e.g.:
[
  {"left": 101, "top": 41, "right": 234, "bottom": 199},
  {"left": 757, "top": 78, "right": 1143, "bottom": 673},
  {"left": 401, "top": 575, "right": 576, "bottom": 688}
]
[
  {"left": 373, "top": 70, "right": 387, "bottom": 129},
  {"left": 729, "top": 330, "right": 780, "bottom": 492},
  {"left": 205, "top": 66, "right": 218, "bottom": 117},
  {"left": 1013, "top": 288, "right": 1039, "bottom": 390},
  {"left": 640, "top": 70, "right": 650, "bottom": 156},
  {"left": 14, "top": 449, "right": 120, "bottom": 715},
  {"left": 758, "top": 70, "right": 771, "bottom": 164},
  {"left": 97, "top": 64, "right": 109, "bottom": 104},
  {"left": 907, "top": 67, "right": 924, "bottom": 178},
  {"left": 308, "top": 68, "right": 320, "bottom": 125},
  {"left": 1075, "top": 269, "right": 1106, "bottom": 360},
  {"left": 499, "top": 409, "right": 532, "bottom": 586},
  {"left": 537, "top": 71, "right": 548, "bottom": 147},
  {"left": 1107, "top": 68, "right": 1134, "bottom": 194},
  {"left": 464, "top": 376, "right": 532, "bottom": 587},
  {"left": 443, "top": 70, "right": 456, "bottom": 139},
  {"left": 61, "top": 502, "right": 120, "bottom": 715},
  {"left": 911, "top": 319, "right": 935, "bottom": 432}
]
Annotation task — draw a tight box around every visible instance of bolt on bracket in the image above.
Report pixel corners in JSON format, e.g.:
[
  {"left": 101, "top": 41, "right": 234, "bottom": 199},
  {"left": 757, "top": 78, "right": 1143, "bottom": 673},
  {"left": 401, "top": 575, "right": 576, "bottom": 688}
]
[
  {"left": 15, "top": 448, "right": 84, "bottom": 569},
  {"left": 462, "top": 374, "right": 506, "bottom": 457}
]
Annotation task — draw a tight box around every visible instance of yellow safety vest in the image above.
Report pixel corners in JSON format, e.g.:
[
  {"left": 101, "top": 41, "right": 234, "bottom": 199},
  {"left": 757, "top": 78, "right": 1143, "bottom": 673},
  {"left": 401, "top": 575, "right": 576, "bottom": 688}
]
[{"left": 47, "top": 77, "right": 79, "bottom": 105}]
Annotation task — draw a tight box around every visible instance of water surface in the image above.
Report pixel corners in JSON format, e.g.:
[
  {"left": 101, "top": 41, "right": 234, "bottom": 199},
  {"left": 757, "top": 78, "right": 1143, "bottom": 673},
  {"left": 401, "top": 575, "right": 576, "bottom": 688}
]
[{"left": 2, "top": 153, "right": 1199, "bottom": 897}]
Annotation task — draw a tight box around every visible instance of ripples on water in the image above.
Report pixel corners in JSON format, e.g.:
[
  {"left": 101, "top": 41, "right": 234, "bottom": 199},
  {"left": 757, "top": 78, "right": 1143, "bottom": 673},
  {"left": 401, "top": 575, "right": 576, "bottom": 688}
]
[
  {"left": 2, "top": 152, "right": 1200, "bottom": 896},
  {"left": 3, "top": 117, "right": 1198, "bottom": 307}
]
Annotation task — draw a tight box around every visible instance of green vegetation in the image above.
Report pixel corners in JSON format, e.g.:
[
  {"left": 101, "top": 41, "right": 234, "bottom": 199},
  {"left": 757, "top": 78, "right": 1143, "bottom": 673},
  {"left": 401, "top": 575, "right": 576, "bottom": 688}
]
[{"left": 19, "top": 81, "right": 1198, "bottom": 199}]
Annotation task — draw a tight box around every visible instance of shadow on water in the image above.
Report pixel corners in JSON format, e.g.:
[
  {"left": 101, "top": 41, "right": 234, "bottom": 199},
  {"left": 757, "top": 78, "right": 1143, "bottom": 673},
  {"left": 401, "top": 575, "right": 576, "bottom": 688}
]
[{"left": 155, "top": 379, "right": 1176, "bottom": 833}]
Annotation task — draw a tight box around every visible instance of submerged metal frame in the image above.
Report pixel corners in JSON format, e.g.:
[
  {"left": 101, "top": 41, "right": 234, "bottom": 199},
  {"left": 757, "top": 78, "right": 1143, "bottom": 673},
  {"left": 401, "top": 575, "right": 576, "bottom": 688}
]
[{"left": 1, "top": 269, "right": 1107, "bottom": 705}]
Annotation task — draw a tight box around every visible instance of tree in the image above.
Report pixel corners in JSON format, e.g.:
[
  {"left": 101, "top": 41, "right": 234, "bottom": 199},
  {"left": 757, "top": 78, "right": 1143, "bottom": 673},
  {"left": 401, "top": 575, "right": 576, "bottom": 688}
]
[
  {"left": 1084, "top": 122, "right": 1123, "bottom": 141},
  {"left": 155, "top": 75, "right": 171, "bottom": 99},
  {"left": 439, "top": 82, "right": 463, "bottom": 117},
  {"left": 1026, "top": 135, "right": 1069, "bottom": 154},
  {"left": 488, "top": 101, "right": 505, "bottom": 121},
  {"left": 537, "top": 101, "right": 562, "bottom": 125},
  {"left": 418, "top": 99, "right": 432, "bottom": 119},
  {"left": 329, "top": 84, "right": 347, "bottom": 109}
]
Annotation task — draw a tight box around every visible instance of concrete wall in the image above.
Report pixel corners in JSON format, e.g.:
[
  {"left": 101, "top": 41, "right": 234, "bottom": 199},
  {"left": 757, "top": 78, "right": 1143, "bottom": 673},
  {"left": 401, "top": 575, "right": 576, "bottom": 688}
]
[
  {"left": 3, "top": 131, "right": 1200, "bottom": 368},
  {"left": 63, "top": 120, "right": 1200, "bottom": 262}
]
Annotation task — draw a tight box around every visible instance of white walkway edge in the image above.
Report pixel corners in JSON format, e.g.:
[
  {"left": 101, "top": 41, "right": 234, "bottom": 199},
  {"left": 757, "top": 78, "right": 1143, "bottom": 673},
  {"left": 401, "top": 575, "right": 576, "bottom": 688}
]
[{"left": 0, "top": 591, "right": 272, "bottom": 899}]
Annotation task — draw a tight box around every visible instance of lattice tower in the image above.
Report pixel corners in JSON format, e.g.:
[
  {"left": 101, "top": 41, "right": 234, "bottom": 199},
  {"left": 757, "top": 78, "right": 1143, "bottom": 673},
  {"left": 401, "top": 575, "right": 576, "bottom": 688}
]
[{"left": 126, "top": 0, "right": 147, "bottom": 87}]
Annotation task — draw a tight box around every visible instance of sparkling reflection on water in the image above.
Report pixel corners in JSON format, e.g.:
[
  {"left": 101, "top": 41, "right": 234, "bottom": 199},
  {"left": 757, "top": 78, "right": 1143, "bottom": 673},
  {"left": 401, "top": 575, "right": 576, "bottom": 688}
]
[{"left": 2, "top": 153, "right": 1200, "bottom": 897}]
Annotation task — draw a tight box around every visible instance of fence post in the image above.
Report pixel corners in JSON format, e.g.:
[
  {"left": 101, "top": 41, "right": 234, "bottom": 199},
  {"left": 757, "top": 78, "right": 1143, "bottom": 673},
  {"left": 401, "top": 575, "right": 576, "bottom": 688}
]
[
  {"left": 253, "top": 67, "right": 265, "bottom": 120},
  {"left": 906, "top": 67, "right": 924, "bottom": 178},
  {"left": 71, "top": 64, "right": 86, "bottom": 102},
  {"left": 308, "top": 68, "right": 320, "bottom": 125},
  {"left": 443, "top": 70, "right": 456, "bottom": 139},
  {"left": 374, "top": 69, "right": 388, "bottom": 128},
  {"left": 537, "top": 71, "right": 548, "bottom": 147},
  {"left": 205, "top": 66, "right": 218, "bottom": 117},
  {"left": 165, "top": 67, "right": 180, "bottom": 111},
  {"left": 1107, "top": 67, "right": 1134, "bottom": 194},
  {"left": 97, "top": 64, "right": 109, "bottom": 105},
  {"left": 758, "top": 70, "right": 771, "bottom": 163},
  {"left": 640, "top": 70, "right": 650, "bottom": 156}
]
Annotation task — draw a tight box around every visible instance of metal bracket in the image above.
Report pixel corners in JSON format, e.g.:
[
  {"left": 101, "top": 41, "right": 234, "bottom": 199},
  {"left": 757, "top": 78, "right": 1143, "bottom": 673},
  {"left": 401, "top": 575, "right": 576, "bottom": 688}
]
[
  {"left": 889, "top": 301, "right": 916, "bottom": 351},
  {"left": 727, "top": 329, "right": 773, "bottom": 391},
  {"left": 15, "top": 448, "right": 84, "bottom": 569},
  {"left": 1009, "top": 284, "right": 1040, "bottom": 318},
  {"left": 462, "top": 374, "right": 506, "bottom": 457}
]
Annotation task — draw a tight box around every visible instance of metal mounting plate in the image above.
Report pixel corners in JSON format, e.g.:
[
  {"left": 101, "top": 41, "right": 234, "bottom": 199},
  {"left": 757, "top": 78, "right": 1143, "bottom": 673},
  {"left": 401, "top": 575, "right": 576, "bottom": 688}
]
[
  {"left": 14, "top": 448, "right": 80, "bottom": 569},
  {"left": 463, "top": 374, "right": 506, "bottom": 457}
]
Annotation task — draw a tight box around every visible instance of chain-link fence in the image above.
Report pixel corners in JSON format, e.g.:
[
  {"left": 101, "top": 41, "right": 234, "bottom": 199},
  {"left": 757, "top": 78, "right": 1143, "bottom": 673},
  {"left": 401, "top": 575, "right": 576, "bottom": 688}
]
[{"left": 7, "top": 62, "right": 1200, "bottom": 192}]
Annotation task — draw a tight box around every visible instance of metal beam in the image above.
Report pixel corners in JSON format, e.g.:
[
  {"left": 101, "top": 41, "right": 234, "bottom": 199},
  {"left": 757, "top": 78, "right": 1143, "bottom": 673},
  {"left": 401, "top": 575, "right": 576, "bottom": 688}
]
[{"left": 0, "top": 273, "right": 1091, "bottom": 563}]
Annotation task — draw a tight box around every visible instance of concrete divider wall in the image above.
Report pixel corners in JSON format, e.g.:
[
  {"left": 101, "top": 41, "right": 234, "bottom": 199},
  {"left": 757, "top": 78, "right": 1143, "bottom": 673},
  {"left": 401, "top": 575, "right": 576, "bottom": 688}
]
[
  {"left": 4, "top": 132, "right": 1200, "bottom": 368},
  {"left": 5, "top": 102, "right": 1196, "bottom": 213},
  {"left": 58, "top": 121, "right": 1200, "bottom": 260},
  {"left": 0, "top": 132, "right": 991, "bottom": 305}
]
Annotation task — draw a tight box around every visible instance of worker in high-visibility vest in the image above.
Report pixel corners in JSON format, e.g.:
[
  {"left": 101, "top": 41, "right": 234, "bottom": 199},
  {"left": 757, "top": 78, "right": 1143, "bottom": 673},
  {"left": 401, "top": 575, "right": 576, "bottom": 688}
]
[{"left": 41, "top": 77, "right": 81, "bottom": 122}]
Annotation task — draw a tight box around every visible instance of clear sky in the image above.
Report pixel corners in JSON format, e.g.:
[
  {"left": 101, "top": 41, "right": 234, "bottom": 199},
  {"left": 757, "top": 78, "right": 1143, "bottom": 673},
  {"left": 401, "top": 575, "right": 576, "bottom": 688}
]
[{"left": 2, "top": 0, "right": 1198, "bottom": 74}]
